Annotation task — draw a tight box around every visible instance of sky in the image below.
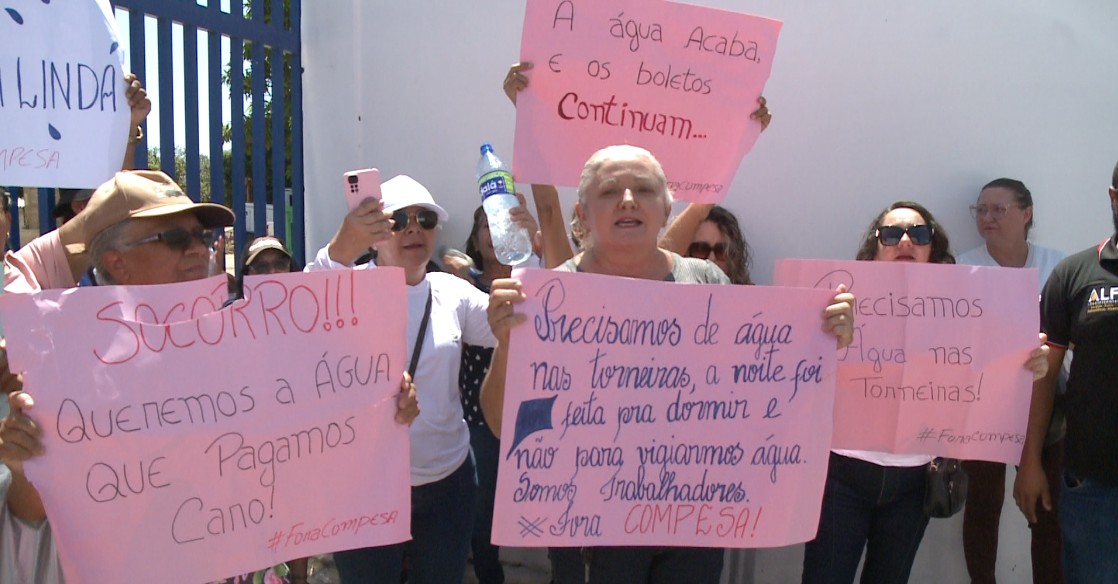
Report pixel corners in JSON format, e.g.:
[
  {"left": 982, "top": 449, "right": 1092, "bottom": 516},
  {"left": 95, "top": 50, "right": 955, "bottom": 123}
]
[{"left": 112, "top": 1, "right": 234, "bottom": 157}]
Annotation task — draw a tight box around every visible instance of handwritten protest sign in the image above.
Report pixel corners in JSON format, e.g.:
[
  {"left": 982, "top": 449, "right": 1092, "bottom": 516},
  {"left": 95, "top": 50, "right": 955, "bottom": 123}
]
[
  {"left": 0, "top": 270, "right": 410, "bottom": 584},
  {"left": 774, "top": 259, "right": 1039, "bottom": 464},
  {"left": 493, "top": 270, "right": 836, "bottom": 548},
  {"left": 0, "top": 0, "right": 130, "bottom": 188},
  {"left": 513, "top": 0, "right": 781, "bottom": 203}
]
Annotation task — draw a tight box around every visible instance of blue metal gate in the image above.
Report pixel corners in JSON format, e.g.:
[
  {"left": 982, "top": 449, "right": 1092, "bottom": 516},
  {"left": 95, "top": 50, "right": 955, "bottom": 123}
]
[{"left": 4, "top": 0, "right": 305, "bottom": 266}]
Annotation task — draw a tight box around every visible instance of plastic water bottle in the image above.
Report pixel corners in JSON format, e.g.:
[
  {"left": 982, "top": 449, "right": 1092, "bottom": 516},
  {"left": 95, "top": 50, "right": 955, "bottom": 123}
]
[{"left": 477, "top": 143, "right": 532, "bottom": 265}]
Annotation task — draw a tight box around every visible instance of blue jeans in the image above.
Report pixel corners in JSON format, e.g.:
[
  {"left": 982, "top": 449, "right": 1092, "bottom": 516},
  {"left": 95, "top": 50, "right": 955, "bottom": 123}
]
[
  {"left": 802, "top": 453, "right": 929, "bottom": 584},
  {"left": 1059, "top": 470, "right": 1118, "bottom": 583},
  {"left": 334, "top": 456, "right": 478, "bottom": 584},
  {"left": 470, "top": 425, "right": 504, "bottom": 584},
  {"left": 548, "top": 546, "right": 722, "bottom": 584}
]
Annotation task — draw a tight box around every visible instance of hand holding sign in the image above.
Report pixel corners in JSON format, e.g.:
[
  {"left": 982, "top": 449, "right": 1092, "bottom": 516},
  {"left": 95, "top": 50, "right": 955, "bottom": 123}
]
[
  {"left": 0, "top": 0, "right": 130, "bottom": 187},
  {"left": 775, "top": 259, "right": 1040, "bottom": 464},
  {"left": 512, "top": 0, "right": 782, "bottom": 202},
  {"left": 0, "top": 270, "right": 412, "bottom": 584},
  {"left": 0, "top": 391, "right": 42, "bottom": 465},
  {"left": 491, "top": 270, "right": 839, "bottom": 548}
]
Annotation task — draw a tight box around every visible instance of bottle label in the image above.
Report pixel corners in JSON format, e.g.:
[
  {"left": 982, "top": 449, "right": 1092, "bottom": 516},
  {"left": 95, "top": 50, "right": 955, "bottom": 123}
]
[{"left": 479, "top": 170, "right": 515, "bottom": 200}]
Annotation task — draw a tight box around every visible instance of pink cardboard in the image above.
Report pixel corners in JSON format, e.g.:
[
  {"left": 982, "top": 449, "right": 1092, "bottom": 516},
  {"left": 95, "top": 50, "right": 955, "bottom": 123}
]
[
  {"left": 514, "top": 0, "right": 782, "bottom": 202},
  {"left": 0, "top": 270, "right": 411, "bottom": 584},
  {"left": 773, "top": 259, "right": 1040, "bottom": 464},
  {"left": 493, "top": 269, "right": 836, "bottom": 548}
]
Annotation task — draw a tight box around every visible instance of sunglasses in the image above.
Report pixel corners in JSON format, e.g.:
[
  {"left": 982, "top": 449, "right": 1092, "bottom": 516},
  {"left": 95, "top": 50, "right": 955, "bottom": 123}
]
[
  {"left": 124, "top": 227, "right": 215, "bottom": 251},
  {"left": 247, "top": 258, "right": 292, "bottom": 274},
  {"left": 686, "top": 241, "right": 728, "bottom": 261},
  {"left": 876, "top": 224, "right": 933, "bottom": 247},
  {"left": 391, "top": 209, "right": 439, "bottom": 232}
]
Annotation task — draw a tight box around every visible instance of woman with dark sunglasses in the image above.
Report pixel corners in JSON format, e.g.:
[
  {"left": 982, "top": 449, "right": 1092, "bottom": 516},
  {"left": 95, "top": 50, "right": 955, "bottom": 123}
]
[
  {"left": 306, "top": 175, "right": 499, "bottom": 584},
  {"left": 852, "top": 201, "right": 952, "bottom": 264},
  {"left": 803, "top": 201, "right": 1049, "bottom": 584},
  {"left": 656, "top": 97, "right": 768, "bottom": 286},
  {"left": 662, "top": 204, "right": 754, "bottom": 285}
]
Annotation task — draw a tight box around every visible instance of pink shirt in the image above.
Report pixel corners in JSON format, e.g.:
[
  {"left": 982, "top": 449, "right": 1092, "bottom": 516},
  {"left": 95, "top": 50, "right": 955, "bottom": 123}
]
[
  {"left": 1, "top": 231, "right": 73, "bottom": 583},
  {"left": 3, "top": 231, "right": 76, "bottom": 294}
]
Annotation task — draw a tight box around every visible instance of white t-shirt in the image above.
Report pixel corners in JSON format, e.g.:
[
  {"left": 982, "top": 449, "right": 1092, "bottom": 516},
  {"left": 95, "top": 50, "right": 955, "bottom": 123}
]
[
  {"left": 831, "top": 450, "right": 933, "bottom": 468},
  {"left": 308, "top": 246, "right": 497, "bottom": 486},
  {"left": 957, "top": 241, "right": 1067, "bottom": 288}
]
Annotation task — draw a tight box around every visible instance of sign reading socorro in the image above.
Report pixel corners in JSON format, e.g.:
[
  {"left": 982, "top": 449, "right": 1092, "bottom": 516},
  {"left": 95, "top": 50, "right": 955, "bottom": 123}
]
[
  {"left": 0, "top": 269, "right": 410, "bottom": 584},
  {"left": 513, "top": 0, "right": 781, "bottom": 203},
  {"left": 774, "top": 259, "right": 1039, "bottom": 464},
  {"left": 493, "top": 269, "right": 837, "bottom": 548},
  {"left": 0, "top": 0, "right": 130, "bottom": 188}
]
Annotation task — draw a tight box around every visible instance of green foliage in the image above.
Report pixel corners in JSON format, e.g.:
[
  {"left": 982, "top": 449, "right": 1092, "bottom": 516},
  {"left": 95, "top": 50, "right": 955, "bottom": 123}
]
[
  {"left": 147, "top": 148, "right": 214, "bottom": 202},
  {"left": 221, "top": 0, "right": 295, "bottom": 202}
]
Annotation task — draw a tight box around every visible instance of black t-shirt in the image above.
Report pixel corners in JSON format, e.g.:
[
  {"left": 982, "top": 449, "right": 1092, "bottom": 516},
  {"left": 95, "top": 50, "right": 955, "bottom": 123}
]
[
  {"left": 459, "top": 275, "right": 493, "bottom": 429},
  {"left": 1041, "top": 236, "right": 1118, "bottom": 485}
]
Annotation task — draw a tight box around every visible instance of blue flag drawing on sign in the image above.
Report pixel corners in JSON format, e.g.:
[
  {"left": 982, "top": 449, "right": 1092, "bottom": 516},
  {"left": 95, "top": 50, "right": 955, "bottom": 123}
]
[{"left": 505, "top": 395, "right": 557, "bottom": 458}]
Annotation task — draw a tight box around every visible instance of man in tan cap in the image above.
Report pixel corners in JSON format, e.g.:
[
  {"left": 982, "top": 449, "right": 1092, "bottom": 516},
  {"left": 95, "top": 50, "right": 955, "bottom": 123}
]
[
  {"left": 0, "top": 171, "right": 418, "bottom": 584},
  {"left": 4, "top": 170, "right": 233, "bottom": 291},
  {"left": 0, "top": 170, "right": 233, "bottom": 582}
]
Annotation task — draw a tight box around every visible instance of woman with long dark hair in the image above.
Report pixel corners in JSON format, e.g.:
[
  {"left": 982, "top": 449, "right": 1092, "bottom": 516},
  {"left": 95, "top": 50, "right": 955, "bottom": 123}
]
[{"left": 803, "top": 200, "right": 1048, "bottom": 584}]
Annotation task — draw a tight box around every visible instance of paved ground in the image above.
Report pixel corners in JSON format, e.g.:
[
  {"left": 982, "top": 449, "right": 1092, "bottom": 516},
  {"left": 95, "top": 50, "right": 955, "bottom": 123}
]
[
  {"left": 464, "top": 547, "right": 551, "bottom": 584},
  {"left": 305, "top": 548, "right": 552, "bottom": 583}
]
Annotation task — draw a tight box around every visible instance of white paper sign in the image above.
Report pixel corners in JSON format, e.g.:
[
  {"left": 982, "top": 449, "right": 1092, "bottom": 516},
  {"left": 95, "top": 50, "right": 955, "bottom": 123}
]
[{"left": 0, "top": 0, "right": 130, "bottom": 188}]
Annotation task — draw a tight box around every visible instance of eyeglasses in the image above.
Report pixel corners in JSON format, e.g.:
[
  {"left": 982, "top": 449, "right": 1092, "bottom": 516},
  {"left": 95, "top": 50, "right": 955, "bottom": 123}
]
[
  {"left": 686, "top": 241, "right": 728, "bottom": 261},
  {"left": 123, "top": 227, "right": 214, "bottom": 251},
  {"left": 969, "top": 204, "right": 1013, "bottom": 220},
  {"left": 876, "top": 224, "right": 933, "bottom": 246},
  {"left": 391, "top": 209, "right": 439, "bottom": 232}
]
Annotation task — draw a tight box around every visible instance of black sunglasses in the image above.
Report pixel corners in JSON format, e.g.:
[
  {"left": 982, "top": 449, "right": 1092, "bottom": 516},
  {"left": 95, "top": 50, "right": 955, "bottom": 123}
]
[
  {"left": 124, "top": 227, "right": 215, "bottom": 251},
  {"left": 686, "top": 241, "right": 728, "bottom": 261},
  {"left": 391, "top": 209, "right": 439, "bottom": 232},
  {"left": 247, "top": 258, "right": 292, "bottom": 274},
  {"left": 876, "top": 224, "right": 933, "bottom": 246}
]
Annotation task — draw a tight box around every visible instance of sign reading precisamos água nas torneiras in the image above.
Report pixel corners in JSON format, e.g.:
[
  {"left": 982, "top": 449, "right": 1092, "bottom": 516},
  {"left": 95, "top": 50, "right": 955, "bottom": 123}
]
[
  {"left": 774, "top": 259, "right": 1039, "bottom": 464},
  {"left": 493, "top": 269, "right": 838, "bottom": 548},
  {"left": 0, "top": 0, "right": 130, "bottom": 188}
]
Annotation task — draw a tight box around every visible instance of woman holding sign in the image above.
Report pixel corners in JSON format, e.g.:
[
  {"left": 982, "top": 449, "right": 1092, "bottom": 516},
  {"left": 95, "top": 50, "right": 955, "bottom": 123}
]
[
  {"left": 482, "top": 144, "right": 857, "bottom": 584},
  {"left": 800, "top": 201, "right": 1050, "bottom": 584},
  {"left": 307, "top": 174, "right": 540, "bottom": 584}
]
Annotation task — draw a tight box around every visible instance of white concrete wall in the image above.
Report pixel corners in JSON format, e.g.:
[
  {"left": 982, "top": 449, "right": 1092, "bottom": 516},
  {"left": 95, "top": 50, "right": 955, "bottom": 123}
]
[{"left": 302, "top": 2, "right": 1118, "bottom": 581}]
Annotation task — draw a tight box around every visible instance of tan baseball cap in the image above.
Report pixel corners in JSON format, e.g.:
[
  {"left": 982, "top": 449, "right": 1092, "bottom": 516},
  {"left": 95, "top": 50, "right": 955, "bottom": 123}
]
[
  {"left": 242, "top": 236, "right": 292, "bottom": 266},
  {"left": 65, "top": 170, "right": 235, "bottom": 254}
]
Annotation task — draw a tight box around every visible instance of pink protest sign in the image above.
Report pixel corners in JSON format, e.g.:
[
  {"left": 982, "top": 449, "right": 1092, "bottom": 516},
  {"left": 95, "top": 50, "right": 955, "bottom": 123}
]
[
  {"left": 514, "top": 0, "right": 781, "bottom": 202},
  {"left": 774, "top": 259, "right": 1039, "bottom": 464},
  {"left": 0, "top": 269, "right": 410, "bottom": 584},
  {"left": 493, "top": 270, "right": 837, "bottom": 548}
]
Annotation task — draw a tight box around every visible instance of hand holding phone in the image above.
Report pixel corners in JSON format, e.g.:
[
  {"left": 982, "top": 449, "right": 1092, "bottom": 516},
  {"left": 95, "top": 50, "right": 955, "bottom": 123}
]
[{"left": 343, "top": 168, "right": 381, "bottom": 211}]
